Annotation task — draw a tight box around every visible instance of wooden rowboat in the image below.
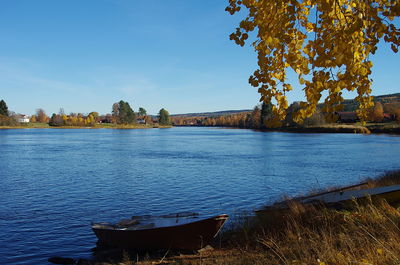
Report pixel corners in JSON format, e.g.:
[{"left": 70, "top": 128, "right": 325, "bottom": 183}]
[
  {"left": 298, "top": 184, "right": 400, "bottom": 208},
  {"left": 258, "top": 184, "right": 400, "bottom": 213},
  {"left": 92, "top": 213, "right": 229, "bottom": 250}
]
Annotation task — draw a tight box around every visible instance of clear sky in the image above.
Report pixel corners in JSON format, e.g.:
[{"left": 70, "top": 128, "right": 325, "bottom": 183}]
[{"left": 0, "top": 0, "right": 399, "bottom": 116}]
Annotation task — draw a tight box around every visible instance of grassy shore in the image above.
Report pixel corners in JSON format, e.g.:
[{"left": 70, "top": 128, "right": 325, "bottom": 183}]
[
  {"left": 267, "top": 122, "right": 400, "bottom": 135},
  {"left": 366, "top": 123, "right": 400, "bottom": 134},
  {"left": 277, "top": 124, "right": 372, "bottom": 134},
  {"left": 2, "top": 122, "right": 399, "bottom": 134},
  {"left": 91, "top": 170, "right": 400, "bottom": 265},
  {"left": 0, "top": 123, "right": 172, "bottom": 129},
  {"left": 0, "top": 122, "right": 50, "bottom": 129}
]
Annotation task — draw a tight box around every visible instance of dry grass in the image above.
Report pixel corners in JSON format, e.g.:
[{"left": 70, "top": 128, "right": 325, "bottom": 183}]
[
  {"left": 306, "top": 124, "right": 371, "bottom": 134},
  {"left": 0, "top": 123, "right": 171, "bottom": 129},
  {"left": 366, "top": 123, "right": 400, "bottom": 134},
  {"left": 241, "top": 202, "right": 400, "bottom": 265},
  {"left": 0, "top": 122, "right": 50, "bottom": 129},
  {"left": 276, "top": 124, "right": 372, "bottom": 134}
]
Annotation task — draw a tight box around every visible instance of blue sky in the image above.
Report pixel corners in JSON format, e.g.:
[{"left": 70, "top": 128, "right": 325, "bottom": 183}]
[{"left": 0, "top": 1, "right": 399, "bottom": 116}]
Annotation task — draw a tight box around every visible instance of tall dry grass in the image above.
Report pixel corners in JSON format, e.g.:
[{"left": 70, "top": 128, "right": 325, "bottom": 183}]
[
  {"left": 171, "top": 200, "right": 399, "bottom": 265},
  {"left": 255, "top": 202, "right": 400, "bottom": 264}
]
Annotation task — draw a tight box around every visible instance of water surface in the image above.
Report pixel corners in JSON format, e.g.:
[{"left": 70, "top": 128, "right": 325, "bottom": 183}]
[{"left": 0, "top": 127, "right": 399, "bottom": 264}]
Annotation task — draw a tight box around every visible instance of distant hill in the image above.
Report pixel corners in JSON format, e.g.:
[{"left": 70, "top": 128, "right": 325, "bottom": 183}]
[
  {"left": 171, "top": 93, "right": 399, "bottom": 118},
  {"left": 373, "top": 93, "right": 400, "bottom": 104},
  {"left": 171, "top": 109, "right": 252, "bottom": 118},
  {"left": 318, "top": 93, "right": 400, "bottom": 112}
]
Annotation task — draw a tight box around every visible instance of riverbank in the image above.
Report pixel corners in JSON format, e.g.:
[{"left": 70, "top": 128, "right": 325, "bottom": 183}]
[
  {"left": 92, "top": 170, "right": 400, "bottom": 265},
  {"left": 0, "top": 123, "right": 172, "bottom": 129},
  {"left": 1, "top": 122, "right": 399, "bottom": 134},
  {"left": 257, "top": 123, "right": 400, "bottom": 134},
  {"left": 268, "top": 124, "right": 372, "bottom": 134},
  {"left": 366, "top": 123, "right": 400, "bottom": 134},
  {"left": 178, "top": 123, "right": 400, "bottom": 135}
]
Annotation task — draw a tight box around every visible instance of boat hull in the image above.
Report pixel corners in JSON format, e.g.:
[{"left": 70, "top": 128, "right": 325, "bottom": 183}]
[
  {"left": 257, "top": 184, "right": 400, "bottom": 217},
  {"left": 301, "top": 185, "right": 400, "bottom": 209},
  {"left": 92, "top": 214, "right": 228, "bottom": 250}
]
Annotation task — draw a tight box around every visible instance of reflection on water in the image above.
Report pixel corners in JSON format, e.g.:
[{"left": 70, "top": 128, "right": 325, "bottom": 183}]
[{"left": 0, "top": 127, "right": 399, "bottom": 264}]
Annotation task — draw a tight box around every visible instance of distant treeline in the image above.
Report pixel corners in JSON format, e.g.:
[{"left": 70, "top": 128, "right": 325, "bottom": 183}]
[
  {"left": 172, "top": 94, "right": 400, "bottom": 129},
  {"left": 171, "top": 109, "right": 252, "bottom": 118},
  {"left": 172, "top": 102, "right": 327, "bottom": 129},
  {"left": 333, "top": 93, "right": 400, "bottom": 112},
  {"left": 2, "top": 93, "right": 400, "bottom": 128},
  {"left": 0, "top": 99, "right": 172, "bottom": 127}
]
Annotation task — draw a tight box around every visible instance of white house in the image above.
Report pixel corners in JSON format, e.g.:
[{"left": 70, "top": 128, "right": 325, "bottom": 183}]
[{"left": 18, "top": 115, "right": 30, "bottom": 123}]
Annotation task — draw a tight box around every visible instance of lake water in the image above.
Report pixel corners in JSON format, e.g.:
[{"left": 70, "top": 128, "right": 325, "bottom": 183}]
[{"left": 0, "top": 127, "right": 399, "bottom": 264}]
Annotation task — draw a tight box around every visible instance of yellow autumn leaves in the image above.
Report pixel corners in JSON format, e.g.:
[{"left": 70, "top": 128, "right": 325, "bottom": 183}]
[{"left": 226, "top": 0, "right": 400, "bottom": 127}]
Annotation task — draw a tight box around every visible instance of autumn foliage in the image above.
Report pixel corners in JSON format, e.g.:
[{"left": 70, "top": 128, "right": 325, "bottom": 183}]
[
  {"left": 172, "top": 103, "right": 327, "bottom": 128},
  {"left": 49, "top": 113, "right": 97, "bottom": 127},
  {"left": 227, "top": 0, "right": 400, "bottom": 126},
  {"left": 371, "top": 101, "right": 384, "bottom": 122}
]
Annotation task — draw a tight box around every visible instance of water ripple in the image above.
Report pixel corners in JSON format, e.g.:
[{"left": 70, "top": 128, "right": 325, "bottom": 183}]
[{"left": 0, "top": 128, "right": 399, "bottom": 264}]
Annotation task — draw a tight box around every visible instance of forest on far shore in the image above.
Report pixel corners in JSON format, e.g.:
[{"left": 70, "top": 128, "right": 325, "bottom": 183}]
[
  {"left": 1, "top": 93, "right": 399, "bottom": 130},
  {"left": 0, "top": 100, "right": 171, "bottom": 127},
  {"left": 171, "top": 93, "right": 400, "bottom": 129}
]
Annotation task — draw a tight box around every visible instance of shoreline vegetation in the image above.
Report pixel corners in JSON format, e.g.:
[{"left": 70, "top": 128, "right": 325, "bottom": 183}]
[
  {"left": 1, "top": 93, "right": 400, "bottom": 133},
  {"left": 170, "top": 93, "right": 400, "bottom": 134},
  {"left": 79, "top": 170, "right": 400, "bottom": 265},
  {"left": 0, "top": 100, "right": 174, "bottom": 129},
  {"left": 0, "top": 123, "right": 172, "bottom": 130},
  {"left": 261, "top": 123, "right": 400, "bottom": 134},
  {"left": 2, "top": 122, "right": 399, "bottom": 135}
]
